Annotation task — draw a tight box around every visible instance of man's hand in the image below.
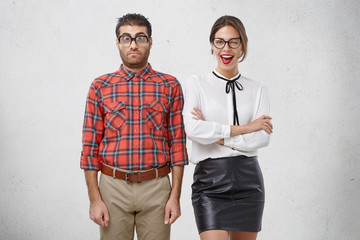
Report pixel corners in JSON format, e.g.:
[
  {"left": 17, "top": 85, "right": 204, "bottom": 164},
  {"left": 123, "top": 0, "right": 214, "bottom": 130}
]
[
  {"left": 164, "top": 165, "right": 184, "bottom": 225},
  {"left": 89, "top": 199, "right": 109, "bottom": 227},
  {"left": 164, "top": 196, "right": 181, "bottom": 225},
  {"left": 84, "top": 170, "right": 109, "bottom": 227}
]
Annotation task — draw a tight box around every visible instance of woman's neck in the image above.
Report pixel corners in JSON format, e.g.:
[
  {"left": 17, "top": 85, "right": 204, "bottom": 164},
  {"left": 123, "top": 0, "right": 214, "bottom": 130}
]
[{"left": 215, "top": 66, "right": 239, "bottom": 79}]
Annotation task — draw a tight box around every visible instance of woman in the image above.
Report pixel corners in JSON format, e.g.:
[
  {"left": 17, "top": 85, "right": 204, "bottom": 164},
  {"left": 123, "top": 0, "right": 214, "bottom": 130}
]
[{"left": 183, "top": 16, "right": 273, "bottom": 240}]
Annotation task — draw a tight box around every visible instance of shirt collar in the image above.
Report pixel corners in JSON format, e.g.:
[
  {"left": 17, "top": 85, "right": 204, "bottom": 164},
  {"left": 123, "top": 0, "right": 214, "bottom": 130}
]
[
  {"left": 213, "top": 69, "right": 241, "bottom": 81},
  {"left": 117, "top": 63, "right": 154, "bottom": 81}
]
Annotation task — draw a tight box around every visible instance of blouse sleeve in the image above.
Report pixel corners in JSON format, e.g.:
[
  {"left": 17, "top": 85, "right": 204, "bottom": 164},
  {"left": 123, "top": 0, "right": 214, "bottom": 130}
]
[
  {"left": 223, "top": 84, "right": 271, "bottom": 151},
  {"left": 182, "top": 75, "right": 231, "bottom": 145}
]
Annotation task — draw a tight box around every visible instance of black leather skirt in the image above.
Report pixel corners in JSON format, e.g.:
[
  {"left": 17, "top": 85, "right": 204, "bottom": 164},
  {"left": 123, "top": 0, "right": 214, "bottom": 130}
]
[{"left": 192, "top": 155, "right": 265, "bottom": 233}]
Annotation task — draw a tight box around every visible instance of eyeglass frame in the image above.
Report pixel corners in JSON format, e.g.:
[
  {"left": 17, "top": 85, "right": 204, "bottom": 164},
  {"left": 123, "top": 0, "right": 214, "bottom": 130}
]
[
  {"left": 117, "top": 34, "right": 150, "bottom": 46},
  {"left": 212, "top": 37, "right": 242, "bottom": 49}
]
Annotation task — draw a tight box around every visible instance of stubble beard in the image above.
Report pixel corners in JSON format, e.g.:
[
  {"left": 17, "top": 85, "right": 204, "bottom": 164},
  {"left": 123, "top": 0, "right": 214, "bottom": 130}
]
[{"left": 120, "top": 47, "right": 150, "bottom": 71}]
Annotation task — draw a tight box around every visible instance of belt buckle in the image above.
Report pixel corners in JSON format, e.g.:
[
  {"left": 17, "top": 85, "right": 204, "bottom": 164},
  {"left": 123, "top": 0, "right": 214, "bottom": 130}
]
[{"left": 125, "top": 172, "right": 141, "bottom": 183}]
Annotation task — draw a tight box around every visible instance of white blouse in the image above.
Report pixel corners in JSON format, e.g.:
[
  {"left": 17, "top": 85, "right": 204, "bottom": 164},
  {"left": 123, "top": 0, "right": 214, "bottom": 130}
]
[{"left": 182, "top": 70, "right": 271, "bottom": 164}]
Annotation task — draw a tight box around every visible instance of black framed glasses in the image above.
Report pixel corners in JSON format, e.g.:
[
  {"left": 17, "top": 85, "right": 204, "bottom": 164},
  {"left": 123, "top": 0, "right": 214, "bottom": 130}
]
[
  {"left": 118, "top": 34, "right": 149, "bottom": 46},
  {"left": 213, "top": 38, "right": 241, "bottom": 49}
]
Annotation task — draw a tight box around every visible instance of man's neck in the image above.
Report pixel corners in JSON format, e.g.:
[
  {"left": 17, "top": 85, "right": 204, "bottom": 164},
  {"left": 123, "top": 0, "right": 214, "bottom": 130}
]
[{"left": 123, "top": 63, "right": 148, "bottom": 73}]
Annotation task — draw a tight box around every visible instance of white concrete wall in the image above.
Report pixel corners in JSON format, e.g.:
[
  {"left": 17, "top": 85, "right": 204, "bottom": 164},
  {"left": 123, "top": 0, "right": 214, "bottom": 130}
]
[{"left": 1, "top": 0, "right": 359, "bottom": 239}]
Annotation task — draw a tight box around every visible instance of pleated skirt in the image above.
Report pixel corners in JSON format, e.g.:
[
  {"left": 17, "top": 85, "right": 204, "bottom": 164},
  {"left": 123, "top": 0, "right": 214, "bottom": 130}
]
[{"left": 191, "top": 155, "right": 265, "bottom": 233}]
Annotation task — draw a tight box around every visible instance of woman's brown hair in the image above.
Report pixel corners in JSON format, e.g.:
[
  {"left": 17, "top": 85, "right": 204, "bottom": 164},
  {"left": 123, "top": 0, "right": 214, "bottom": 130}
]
[{"left": 209, "top": 15, "right": 248, "bottom": 62}]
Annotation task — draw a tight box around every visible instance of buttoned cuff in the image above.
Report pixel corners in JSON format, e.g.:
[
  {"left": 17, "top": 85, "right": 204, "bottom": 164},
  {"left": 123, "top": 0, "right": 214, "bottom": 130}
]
[
  {"left": 222, "top": 125, "right": 231, "bottom": 139},
  {"left": 80, "top": 155, "right": 101, "bottom": 171},
  {"left": 223, "top": 137, "right": 234, "bottom": 149},
  {"left": 170, "top": 147, "right": 189, "bottom": 166}
]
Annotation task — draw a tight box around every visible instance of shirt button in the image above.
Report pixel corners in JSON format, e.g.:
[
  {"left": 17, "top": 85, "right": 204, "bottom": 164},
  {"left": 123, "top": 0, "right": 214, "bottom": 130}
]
[
  {"left": 135, "top": 129, "right": 138, "bottom": 132},
  {"left": 135, "top": 112, "right": 138, "bottom": 115},
  {"left": 135, "top": 145, "right": 138, "bottom": 148},
  {"left": 135, "top": 97, "right": 138, "bottom": 100}
]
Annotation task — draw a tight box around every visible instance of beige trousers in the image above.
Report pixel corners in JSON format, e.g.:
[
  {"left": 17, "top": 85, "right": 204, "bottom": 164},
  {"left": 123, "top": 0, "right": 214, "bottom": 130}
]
[{"left": 99, "top": 171, "right": 171, "bottom": 240}]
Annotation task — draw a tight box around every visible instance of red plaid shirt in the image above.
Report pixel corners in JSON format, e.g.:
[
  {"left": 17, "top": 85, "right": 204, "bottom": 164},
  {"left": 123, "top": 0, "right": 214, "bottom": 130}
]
[{"left": 80, "top": 64, "right": 188, "bottom": 171}]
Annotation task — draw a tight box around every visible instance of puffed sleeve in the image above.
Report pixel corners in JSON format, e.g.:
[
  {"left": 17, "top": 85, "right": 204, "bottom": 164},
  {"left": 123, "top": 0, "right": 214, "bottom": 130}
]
[{"left": 182, "top": 75, "right": 231, "bottom": 145}]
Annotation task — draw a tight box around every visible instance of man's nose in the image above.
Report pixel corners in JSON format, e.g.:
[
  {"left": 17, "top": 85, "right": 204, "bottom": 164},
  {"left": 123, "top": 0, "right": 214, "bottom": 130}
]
[{"left": 129, "top": 39, "right": 137, "bottom": 49}]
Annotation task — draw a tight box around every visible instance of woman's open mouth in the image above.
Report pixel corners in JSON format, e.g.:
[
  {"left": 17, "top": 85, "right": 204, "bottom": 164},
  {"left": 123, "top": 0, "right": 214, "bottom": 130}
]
[{"left": 220, "top": 55, "right": 233, "bottom": 64}]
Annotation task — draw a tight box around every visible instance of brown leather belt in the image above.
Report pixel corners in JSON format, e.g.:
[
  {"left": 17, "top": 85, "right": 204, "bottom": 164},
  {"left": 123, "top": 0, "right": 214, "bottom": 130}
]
[{"left": 101, "top": 163, "right": 170, "bottom": 183}]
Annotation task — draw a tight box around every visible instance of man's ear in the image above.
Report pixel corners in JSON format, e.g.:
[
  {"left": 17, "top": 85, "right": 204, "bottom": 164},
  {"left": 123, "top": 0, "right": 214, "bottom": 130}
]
[
  {"left": 149, "top": 37, "right": 152, "bottom": 49},
  {"left": 116, "top": 37, "right": 120, "bottom": 49}
]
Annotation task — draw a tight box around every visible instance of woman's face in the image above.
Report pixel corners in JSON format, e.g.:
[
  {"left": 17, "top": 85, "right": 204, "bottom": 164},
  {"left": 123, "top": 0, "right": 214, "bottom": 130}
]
[{"left": 211, "top": 25, "right": 243, "bottom": 76}]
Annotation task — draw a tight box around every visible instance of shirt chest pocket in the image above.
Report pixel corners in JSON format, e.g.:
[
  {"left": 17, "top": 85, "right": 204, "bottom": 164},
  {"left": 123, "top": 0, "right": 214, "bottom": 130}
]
[
  {"left": 143, "top": 101, "right": 166, "bottom": 130},
  {"left": 103, "top": 101, "right": 126, "bottom": 131}
]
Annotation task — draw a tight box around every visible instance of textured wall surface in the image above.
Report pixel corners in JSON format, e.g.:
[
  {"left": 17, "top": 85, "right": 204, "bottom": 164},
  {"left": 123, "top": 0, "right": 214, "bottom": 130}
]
[{"left": 1, "top": 0, "right": 359, "bottom": 239}]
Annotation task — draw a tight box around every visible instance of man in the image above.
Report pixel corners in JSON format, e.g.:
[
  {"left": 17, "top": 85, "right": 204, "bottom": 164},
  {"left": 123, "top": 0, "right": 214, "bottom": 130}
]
[{"left": 80, "top": 13, "right": 188, "bottom": 240}]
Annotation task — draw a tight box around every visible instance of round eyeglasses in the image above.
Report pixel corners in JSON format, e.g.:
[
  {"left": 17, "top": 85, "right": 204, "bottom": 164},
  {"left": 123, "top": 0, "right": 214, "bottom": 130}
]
[
  {"left": 118, "top": 35, "right": 149, "bottom": 46},
  {"left": 213, "top": 38, "right": 241, "bottom": 49}
]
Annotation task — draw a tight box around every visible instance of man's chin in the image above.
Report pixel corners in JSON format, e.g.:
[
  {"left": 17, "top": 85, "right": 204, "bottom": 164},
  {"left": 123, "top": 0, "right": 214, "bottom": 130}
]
[{"left": 123, "top": 61, "right": 147, "bottom": 71}]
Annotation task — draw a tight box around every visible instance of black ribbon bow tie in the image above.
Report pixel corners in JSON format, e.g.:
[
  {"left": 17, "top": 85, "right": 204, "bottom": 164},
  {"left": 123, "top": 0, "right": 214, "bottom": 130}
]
[{"left": 212, "top": 71, "right": 243, "bottom": 125}]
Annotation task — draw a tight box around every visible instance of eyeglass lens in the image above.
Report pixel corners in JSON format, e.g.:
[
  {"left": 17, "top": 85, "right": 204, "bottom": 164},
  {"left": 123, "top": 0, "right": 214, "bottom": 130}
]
[
  {"left": 119, "top": 35, "right": 148, "bottom": 45},
  {"left": 213, "top": 38, "right": 241, "bottom": 49}
]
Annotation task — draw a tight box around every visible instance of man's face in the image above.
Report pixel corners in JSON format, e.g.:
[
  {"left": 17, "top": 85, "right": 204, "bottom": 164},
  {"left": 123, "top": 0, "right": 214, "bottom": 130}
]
[{"left": 116, "top": 25, "right": 152, "bottom": 72}]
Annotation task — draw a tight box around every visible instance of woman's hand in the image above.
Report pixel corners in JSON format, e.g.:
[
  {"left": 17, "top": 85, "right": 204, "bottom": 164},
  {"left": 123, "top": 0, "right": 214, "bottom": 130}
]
[
  {"left": 247, "top": 115, "right": 273, "bottom": 134},
  {"left": 216, "top": 139, "right": 224, "bottom": 145},
  {"left": 191, "top": 107, "right": 205, "bottom": 120}
]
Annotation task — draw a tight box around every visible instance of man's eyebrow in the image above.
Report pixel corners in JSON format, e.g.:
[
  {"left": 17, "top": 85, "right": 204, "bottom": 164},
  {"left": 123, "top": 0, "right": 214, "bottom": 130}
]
[{"left": 120, "top": 32, "right": 147, "bottom": 36}]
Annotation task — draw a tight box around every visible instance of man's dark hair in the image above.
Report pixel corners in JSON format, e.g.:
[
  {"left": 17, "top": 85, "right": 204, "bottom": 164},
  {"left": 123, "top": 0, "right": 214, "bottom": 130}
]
[{"left": 115, "top": 13, "right": 152, "bottom": 39}]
